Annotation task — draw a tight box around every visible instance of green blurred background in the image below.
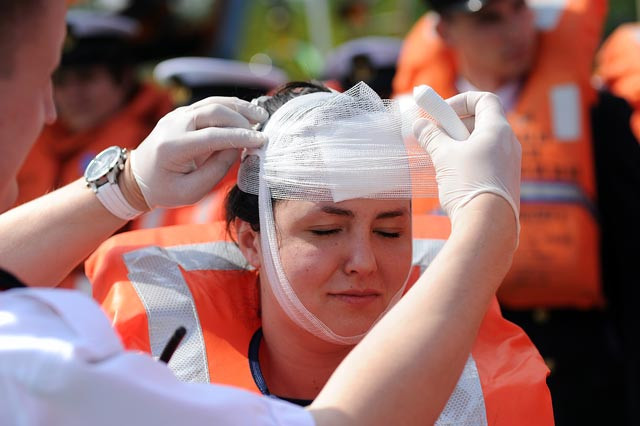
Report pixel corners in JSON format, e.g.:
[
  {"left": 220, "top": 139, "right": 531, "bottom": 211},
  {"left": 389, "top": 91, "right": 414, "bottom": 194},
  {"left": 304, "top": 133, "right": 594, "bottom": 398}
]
[{"left": 82, "top": 0, "right": 639, "bottom": 80}]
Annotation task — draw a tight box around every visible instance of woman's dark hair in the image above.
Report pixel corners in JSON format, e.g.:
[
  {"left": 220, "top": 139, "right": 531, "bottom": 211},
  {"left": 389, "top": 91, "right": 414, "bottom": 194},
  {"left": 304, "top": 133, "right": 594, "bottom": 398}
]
[{"left": 225, "top": 81, "right": 331, "bottom": 234}]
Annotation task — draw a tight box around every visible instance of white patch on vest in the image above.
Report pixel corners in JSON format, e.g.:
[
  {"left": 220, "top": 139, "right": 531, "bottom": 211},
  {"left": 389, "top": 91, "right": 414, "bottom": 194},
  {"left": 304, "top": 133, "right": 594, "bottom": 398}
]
[
  {"left": 412, "top": 239, "right": 446, "bottom": 274},
  {"left": 413, "top": 238, "right": 488, "bottom": 425},
  {"left": 634, "top": 27, "right": 640, "bottom": 44},
  {"left": 550, "top": 84, "right": 581, "bottom": 141},
  {"left": 531, "top": 0, "right": 567, "bottom": 31},
  {"left": 123, "top": 241, "right": 249, "bottom": 384}
]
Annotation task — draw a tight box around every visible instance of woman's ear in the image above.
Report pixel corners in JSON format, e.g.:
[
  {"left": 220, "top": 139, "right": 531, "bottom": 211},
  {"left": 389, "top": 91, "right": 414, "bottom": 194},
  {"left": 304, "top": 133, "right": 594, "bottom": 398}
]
[{"left": 235, "top": 218, "right": 262, "bottom": 269}]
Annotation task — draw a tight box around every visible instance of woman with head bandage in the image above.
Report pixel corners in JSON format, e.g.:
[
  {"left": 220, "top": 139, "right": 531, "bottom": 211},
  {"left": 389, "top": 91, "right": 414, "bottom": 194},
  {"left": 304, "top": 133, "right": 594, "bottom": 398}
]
[
  {"left": 229, "top": 82, "right": 437, "bottom": 348},
  {"left": 89, "top": 82, "right": 551, "bottom": 424}
]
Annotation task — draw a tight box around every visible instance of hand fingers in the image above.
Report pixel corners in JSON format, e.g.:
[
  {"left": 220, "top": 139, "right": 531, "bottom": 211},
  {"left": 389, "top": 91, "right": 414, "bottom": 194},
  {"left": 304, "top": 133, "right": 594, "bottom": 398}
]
[
  {"left": 178, "top": 127, "right": 267, "bottom": 158},
  {"left": 468, "top": 92, "right": 508, "bottom": 132},
  {"left": 188, "top": 96, "right": 268, "bottom": 124},
  {"left": 460, "top": 116, "right": 475, "bottom": 133},
  {"left": 446, "top": 91, "right": 507, "bottom": 133},
  {"left": 413, "top": 118, "right": 448, "bottom": 155},
  {"left": 181, "top": 149, "right": 239, "bottom": 196},
  {"left": 192, "top": 103, "right": 253, "bottom": 130}
]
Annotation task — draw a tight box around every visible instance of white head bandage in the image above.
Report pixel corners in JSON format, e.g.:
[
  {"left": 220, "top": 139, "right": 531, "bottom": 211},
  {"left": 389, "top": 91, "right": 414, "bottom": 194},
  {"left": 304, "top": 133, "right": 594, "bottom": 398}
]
[{"left": 238, "top": 82, "right": 440, "bottom": 345}]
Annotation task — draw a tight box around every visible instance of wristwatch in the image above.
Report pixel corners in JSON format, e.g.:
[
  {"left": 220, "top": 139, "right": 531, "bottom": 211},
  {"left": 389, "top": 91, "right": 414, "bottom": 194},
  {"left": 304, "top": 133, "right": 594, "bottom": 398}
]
[{"left": 84, "top": 146, "right": 143, "bottom": 220}]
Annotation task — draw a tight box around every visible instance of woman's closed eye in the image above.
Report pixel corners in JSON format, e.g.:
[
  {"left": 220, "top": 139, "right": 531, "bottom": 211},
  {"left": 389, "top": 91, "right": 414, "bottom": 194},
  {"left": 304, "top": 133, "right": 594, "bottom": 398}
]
[
  {"left": 374, "top": 230, "right": 401, "bottom": 239},
  {"left": 310, "top": 228, "right": 342, "bottom": 236}
]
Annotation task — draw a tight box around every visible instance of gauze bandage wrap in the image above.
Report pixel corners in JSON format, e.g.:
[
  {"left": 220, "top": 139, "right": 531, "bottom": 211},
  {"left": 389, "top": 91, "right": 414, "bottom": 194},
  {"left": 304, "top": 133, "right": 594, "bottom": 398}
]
[{"left": 238, "top": 82, "right": 459, "bottom": 345}]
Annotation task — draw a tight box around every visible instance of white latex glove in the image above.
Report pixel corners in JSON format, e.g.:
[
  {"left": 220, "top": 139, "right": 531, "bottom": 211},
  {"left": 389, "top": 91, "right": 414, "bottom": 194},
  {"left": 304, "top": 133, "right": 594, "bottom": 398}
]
[
  {"left": 413, "top": 91, "right": 521, "bottom": 233},
  {"left": 129, "top": 97, "right": 268, "bottom": 209}
]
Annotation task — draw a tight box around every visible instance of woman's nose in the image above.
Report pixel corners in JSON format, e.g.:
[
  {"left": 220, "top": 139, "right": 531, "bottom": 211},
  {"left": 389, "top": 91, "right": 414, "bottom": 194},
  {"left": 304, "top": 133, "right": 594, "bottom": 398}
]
[{"left": 344, "top": 234, "right": 378, "bottom": 276}]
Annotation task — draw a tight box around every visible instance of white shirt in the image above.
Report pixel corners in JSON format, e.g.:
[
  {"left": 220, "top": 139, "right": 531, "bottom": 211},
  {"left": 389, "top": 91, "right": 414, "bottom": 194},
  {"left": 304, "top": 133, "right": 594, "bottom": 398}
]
[{"left": 0, "top": 288, "right": 315, "bottom": 426}]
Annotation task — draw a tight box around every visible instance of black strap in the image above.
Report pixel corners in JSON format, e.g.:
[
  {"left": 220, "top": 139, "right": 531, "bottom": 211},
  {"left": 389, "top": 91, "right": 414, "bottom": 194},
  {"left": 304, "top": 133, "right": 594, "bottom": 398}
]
[
  {"left": 0, "top": 268, "right": 27, "bottom": 291},
  {"left": 248, "top": 327, "right": 313, "bottom": 407}
]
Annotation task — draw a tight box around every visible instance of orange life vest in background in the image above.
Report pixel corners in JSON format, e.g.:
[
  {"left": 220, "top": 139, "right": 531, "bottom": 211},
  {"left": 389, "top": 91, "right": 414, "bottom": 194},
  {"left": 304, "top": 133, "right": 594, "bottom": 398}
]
[
  {"left": 394, "top": 0, "right": 607, "bottom": 309},
  {"left": 15, "top": 83, "right": 173, "bottom": 205},
  {"left": 86, "top": 217, "right": 553, "bottom": 425},
  {"left": 595, "top": 22, "right": 640, "bottom": 142}
]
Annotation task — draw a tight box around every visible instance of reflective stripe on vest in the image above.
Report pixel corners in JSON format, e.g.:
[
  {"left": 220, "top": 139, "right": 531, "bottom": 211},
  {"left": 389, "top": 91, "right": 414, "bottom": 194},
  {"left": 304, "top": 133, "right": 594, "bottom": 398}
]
[
  {"left": 521, "top": 181, "right": 596, "bottom": 213},
  {"left": 123, "top": 241, "right": 248, "bottom": 383},
  {"left": 412, "top": 239, "right": 447, "bottom": 274},
  {"left": 437, "top": 357, "right": 488, "bottom": 425},
  {"left": 121, "top": 235, "right": 488, "bottom": 424}
]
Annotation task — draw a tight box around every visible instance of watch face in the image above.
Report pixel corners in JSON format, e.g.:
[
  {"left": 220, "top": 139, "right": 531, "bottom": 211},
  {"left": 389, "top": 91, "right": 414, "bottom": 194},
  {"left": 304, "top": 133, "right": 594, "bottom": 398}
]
[{"left": 84, "top": 146, "right": 122, "bottom": 182}]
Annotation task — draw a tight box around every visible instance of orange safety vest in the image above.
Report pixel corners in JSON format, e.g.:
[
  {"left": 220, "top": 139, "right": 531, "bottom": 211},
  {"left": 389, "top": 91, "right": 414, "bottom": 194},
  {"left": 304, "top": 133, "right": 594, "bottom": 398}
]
[
  {"left": 15, "top": 83, "right": 173, "bottom": 205},
  {"left": 394, "top": 0, "right": 607, "bottom": 309},
  {"left": 86, "top": 217, "right": 553, "bottom": 425},
  {"left": 595, "top": 22, "right": 640, "bottom": 142}
]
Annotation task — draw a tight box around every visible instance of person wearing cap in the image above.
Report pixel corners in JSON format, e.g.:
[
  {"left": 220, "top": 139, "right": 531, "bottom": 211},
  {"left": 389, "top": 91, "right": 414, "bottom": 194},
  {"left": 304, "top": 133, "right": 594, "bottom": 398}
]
[
  {"left": 595, "top": 22, "right": 640, "bottom": 142},
  {"left": 14, "top": 10, "right": 174, "bottom": 206},
  {"left": 394, "top": 0, "right": 640, "bottom": 424},
  {"left": 322, "top": 37, "right": 404, "bottom": 99},
  {"left": 154, "top": 56, "right": 288, "bottom": 105},
  {"left": 0, "top": 1, "right": 537, "bottom": 424}
]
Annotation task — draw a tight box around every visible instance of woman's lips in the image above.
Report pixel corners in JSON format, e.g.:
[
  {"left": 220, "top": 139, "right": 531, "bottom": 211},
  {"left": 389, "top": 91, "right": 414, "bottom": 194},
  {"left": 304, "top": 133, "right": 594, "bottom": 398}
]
[{"left": 328, "top": 290, "right": 381, "bottom": 306}]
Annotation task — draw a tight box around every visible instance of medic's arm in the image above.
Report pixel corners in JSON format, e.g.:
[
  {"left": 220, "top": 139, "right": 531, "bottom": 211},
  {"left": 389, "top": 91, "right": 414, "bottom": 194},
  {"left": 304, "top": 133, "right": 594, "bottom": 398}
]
[
  {"left": 0, "top": 97, "right": 267, "bottom": 286},
  {"left": 309, "top": 92, "right": 521, "bottom": 425},
  {"left": 0, "top": 289, "right": 313, "bottom": 426}
]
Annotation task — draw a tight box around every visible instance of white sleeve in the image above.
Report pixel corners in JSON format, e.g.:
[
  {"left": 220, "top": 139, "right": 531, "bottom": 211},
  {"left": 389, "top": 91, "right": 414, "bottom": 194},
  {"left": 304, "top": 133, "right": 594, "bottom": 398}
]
[{"left": 0, "top": 289, "right": 315, "bottom": 426}]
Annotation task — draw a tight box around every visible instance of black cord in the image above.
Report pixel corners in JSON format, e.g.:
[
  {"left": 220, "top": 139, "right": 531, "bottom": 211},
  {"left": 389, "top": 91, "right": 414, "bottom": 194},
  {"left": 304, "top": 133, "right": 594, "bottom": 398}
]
[
  {"left": 159, "top": 326, "right": 187, "bottom": 363},
  {"left": 0, "top": 269, "right": 27, "bottom": 291}
]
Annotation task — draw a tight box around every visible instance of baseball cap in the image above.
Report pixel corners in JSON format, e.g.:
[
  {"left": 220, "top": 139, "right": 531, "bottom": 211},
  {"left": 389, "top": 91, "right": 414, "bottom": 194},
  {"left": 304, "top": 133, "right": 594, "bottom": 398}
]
[{"left": 61, "top": 10, "right": 139, "bottom": 67}]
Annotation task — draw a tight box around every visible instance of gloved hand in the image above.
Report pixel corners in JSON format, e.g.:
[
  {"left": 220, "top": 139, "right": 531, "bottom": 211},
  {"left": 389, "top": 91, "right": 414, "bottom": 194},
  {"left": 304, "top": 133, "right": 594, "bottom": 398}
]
[
  {"left": 127, "top": 97, "right": 268, "bottom": 209},
  {"left": 413, "top": 91, "right": 521, "bottom": 233}
]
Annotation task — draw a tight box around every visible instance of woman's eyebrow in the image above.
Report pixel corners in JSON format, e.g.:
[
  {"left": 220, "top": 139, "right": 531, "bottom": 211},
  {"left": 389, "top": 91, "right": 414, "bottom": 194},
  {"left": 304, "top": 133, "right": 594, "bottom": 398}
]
[
  {"left": 317, "top": 206, "right": 408, "bottom": 219},
  {"left": 320, "top": 206, "right": 354, "bottom": 217},
  {"left": 376, "top": 209, "right": 408, "bottom": 220}
]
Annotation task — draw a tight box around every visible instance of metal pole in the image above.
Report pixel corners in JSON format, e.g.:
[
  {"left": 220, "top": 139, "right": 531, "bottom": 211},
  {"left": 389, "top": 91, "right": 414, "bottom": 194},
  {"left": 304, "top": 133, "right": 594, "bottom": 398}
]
[{"left": 303, "top": 0, "right": 332, "bottom": 56}]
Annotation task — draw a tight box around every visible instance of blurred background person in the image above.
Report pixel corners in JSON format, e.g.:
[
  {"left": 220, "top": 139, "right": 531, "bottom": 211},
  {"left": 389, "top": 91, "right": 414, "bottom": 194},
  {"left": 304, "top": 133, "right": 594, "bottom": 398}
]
[
  {"left": 393, "top": 1, "right": 640, "bottom": 424},
  {"left": 592, "top": 19, "right": 640, "bottom": 421},
  {"left": 14, "top": 10, "right": 174, "bottom": 290},
  {"left": 15, "top": 10, "right": 173, "bottom": 206},
  {"left": 595, "top": 22, "right": 640, "bottom": 140}
]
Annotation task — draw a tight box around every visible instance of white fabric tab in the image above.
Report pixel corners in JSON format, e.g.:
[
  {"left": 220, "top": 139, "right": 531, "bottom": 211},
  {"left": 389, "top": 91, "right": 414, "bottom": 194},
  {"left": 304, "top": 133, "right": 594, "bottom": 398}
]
[
  {"left": 550, "top": 84, "right": 581, "bottom": 141},
  {"left": 532, "top": 0, "right": 568, "bottom": 31},
  {"left": 96, "top": 181, "right": 144, "bottom": 220}
]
